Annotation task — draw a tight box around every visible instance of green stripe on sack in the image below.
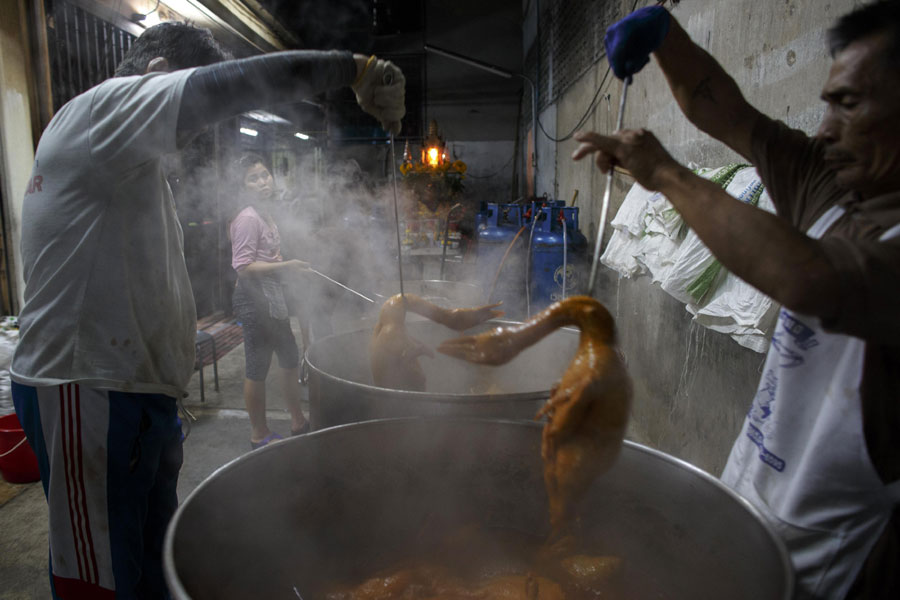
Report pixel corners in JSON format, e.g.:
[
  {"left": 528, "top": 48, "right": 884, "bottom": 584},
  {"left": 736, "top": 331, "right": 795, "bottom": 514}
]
[
  {"left": 686, "top": 261, "right": 723, "bottom": 302},
  {"left": 685, "top": 164, "right": 751, "bottom": 303}
]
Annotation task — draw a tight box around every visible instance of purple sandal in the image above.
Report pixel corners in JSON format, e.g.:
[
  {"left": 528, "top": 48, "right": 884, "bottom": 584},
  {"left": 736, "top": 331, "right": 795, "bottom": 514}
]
[{"left": 250, "top": 431, "right": 283, "bottom": 450}]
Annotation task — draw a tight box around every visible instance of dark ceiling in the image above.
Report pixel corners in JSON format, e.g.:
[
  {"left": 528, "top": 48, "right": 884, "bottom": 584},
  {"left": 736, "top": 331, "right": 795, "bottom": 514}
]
[{"left": 255, "top": 0, "right": 524, "bottom": 142}]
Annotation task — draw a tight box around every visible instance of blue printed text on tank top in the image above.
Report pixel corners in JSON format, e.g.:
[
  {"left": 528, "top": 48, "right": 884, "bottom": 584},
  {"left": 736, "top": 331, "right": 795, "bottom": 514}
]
[
  {"left": 738, "top": 181, "right": 763, "bottom": 204},
  {"left": 769, "top": 309, "right": 819, "bottom": 368},
  {"left": 744, "top": 308, "right": 820, "bottom": 473},
  {"left": 745, "top": 368, "right": 786, "bottom": 472}
]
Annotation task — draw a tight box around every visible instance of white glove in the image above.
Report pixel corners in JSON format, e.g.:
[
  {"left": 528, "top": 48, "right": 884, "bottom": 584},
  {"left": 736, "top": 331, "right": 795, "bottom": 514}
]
[{"left": 352, "top": 57, "right": 406, "bottom": 136}]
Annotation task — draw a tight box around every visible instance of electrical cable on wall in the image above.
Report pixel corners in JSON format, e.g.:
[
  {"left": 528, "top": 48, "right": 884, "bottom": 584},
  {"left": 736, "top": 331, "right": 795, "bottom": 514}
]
[
  {"left": 533, "top": 0, "right": 670, "bottom": 143},
  {"left": 536, "top": 66, "right": 612, "bottom": 142}
]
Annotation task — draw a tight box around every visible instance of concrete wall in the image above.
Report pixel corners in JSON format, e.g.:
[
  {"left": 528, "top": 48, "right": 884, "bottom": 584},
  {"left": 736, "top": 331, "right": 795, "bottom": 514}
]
[
  {"left": 549, "top": 0, "right": 859, "bottom": 475},
  {"left": 449, "top": 140, "right": 517, "bottom": 206}
]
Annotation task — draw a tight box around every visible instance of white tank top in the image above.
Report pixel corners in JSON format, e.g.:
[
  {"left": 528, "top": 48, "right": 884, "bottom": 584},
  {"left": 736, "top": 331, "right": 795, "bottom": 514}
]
[{"left": 721, "top": 206, "right": 900, "bottom": 599}]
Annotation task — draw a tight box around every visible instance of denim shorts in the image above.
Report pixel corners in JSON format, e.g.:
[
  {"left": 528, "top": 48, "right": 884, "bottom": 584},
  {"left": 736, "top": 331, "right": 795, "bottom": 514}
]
[{"left": 232, "top": 280, "right": 300, "bottom": 380}]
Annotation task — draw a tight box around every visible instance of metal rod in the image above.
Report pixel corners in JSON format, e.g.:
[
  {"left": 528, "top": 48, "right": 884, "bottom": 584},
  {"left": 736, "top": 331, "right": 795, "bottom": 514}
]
[
  {"left": 561, "top": 212, "right": 568, "bottom": 300},
  {"left": 424, "top": 44, "right": 514, "bottom": 79},
  {"left": 525, "top": 203, "right": 540, "bottom": 317},
  {"left": 488, "top": 225, "right": 526, "bottom": 304},
  {"left": 439, "top": 203, "right": 462, "bottom": 280},
  {"left": 390, "top": 133, "right": 405, "bottom": 298},
  {"left": 522, "top": 74, "right": 538, "bottom": 187},
  {"left": 587, "top": 76, "right": 632, "bottom": 294},
  {"left": 308, "top": 269, "right": 375, "bottom": 303},
  {"left": 381, "top": 68, "right": 405, "bottom": 299}
]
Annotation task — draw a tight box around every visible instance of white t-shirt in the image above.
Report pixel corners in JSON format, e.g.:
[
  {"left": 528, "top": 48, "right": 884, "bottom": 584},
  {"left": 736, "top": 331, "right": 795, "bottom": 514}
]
[{"left": 11, "top": 69, "right": 198, "bottom": 398}]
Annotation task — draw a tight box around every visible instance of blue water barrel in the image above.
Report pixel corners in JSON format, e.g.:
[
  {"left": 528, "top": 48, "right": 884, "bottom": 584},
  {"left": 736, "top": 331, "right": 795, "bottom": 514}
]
[
  {"left": 529, "top": 205, "right": 588, "bottom": 312},
  {"left": 477, "top": 203, "right": 527, "bottom": 316}
]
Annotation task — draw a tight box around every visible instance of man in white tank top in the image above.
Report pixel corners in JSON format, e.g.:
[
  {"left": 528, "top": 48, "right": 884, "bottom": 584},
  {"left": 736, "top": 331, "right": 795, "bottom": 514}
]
[{"left": 572, "top": 2, "right": 900, "bottom": 597}]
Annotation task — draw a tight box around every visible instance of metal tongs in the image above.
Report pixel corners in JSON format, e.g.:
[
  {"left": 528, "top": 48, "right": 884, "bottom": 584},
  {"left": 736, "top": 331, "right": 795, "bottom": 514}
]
[
  {"left": 587, "top": 75, "right": 632, "bottom": 293},
  {"left": 384, "top": 69, "right": 405, "bottom": 300},
  {"left": 308, "top": 268, "right": 375, "bottom": 304}
]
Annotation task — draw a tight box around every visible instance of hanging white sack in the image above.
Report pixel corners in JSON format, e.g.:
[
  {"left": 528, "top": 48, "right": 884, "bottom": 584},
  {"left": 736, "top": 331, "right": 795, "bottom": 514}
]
[
  {"left": 602, "top": 171, "right": 699, "bottom": 279},
  {"left": 609, "top": 179, "right": 655, "bottom": 236},
  {"left": 634, "top": 233, "right": 684, "bottom": 284},
  {"left": 601, "top": 181, "right": 665, "bottom": 277},
  {"left": 659, "top": 164, "right": 755, "bottom": 304},
  {"left": 600, "top": 227, "right": 648, "bottom": 278},
  {"left": 687, "top": 169, "right": 779, "bottom": 353}
]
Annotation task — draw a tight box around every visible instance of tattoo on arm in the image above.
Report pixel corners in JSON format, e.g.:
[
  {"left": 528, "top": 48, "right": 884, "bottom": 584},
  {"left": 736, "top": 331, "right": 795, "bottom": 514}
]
[{"left": 692, "top": 76, "right": 717, "bottom": 105}]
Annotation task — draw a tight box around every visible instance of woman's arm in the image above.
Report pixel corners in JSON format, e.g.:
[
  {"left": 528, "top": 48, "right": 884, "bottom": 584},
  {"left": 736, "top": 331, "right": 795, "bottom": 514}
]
[{"left": 237, "top": 259, "right": 309, "bottom": 280}]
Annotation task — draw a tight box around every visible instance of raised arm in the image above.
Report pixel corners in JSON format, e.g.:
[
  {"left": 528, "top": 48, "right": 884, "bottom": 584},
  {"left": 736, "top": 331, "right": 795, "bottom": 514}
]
[
  {"left": 571, "top": 129, "right": 841, "bottom": 319},
  {"left": 176, "top": 51, "right": 404, "bottom": 144},
  {"left": 654, "top": 18, "right": 766, "bottom": 161},
  {"left": 237, "top": 259, "right": 309, "bottom": 280},
  {"left": 606, "top": 7, "right": 767, "bottom": 160},
  {"left": 572, "top": 7, "right": 841, "bottom": 320}
]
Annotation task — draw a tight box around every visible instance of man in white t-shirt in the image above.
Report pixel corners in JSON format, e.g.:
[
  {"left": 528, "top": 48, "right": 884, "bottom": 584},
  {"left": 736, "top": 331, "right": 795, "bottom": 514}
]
[{"left": 11, "top": 22, "right": 406, "bottom": 599}]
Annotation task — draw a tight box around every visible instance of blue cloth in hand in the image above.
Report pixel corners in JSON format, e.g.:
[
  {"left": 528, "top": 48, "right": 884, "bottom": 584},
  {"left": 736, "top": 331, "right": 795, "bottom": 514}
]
[{"left": 604, "top": 6, "right": 671, "bottom": 80}]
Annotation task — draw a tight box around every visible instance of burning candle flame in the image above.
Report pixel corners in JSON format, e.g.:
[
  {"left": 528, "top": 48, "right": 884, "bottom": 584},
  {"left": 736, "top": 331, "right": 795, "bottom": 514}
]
[{"left": 426, "top": 147, "right": 440, "bottom": 167}]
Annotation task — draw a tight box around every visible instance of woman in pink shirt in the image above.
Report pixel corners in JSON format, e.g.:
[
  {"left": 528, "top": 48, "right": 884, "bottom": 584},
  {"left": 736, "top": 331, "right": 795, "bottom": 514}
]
[{"left": 229, "top": 153, "right": 310, "bottom": 449}]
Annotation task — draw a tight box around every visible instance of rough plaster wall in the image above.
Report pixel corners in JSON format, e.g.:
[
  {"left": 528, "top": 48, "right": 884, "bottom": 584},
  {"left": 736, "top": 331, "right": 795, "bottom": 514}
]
[
  {"left": 551, "top": 0, "right": 859, "bottom": 475},
  {"left": 535, "top": 104, "right": 558, "bottom": 199}
]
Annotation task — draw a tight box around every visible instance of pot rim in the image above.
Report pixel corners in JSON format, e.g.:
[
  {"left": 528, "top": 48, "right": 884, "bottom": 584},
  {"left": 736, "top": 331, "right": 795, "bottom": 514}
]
[
  {"left": 380, "top": 279, "right": 484, "bottom": 291},
  {"left": 304, "top": 319, "right": 577, "bottom": 403},
  {"left": 163, "top": 417, "right": 794, "bottom": 600},
  {"left": 372, "top": 280, "right": 485, "bottom": 302}
]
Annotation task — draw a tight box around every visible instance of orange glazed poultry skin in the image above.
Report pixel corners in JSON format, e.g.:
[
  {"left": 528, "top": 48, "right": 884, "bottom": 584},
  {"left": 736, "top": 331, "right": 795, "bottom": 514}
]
[
  {"left": 323, "top": 537, "right": 624, "bottom": 600},
  {"left": 334, "top": 297, "right": 630, "bottom": 600},
  {"left": 326, "top": 567, "right": 565, "bottom": 600},
  {"left": 370, "top": 293, "right": 503, "bottom": 391},
  {"left": 439, "top": 296, "right": 632, "bottom": 535}
]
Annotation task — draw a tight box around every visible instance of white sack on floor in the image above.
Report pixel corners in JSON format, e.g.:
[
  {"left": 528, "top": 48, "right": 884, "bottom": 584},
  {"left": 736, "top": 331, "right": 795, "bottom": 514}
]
[{"left": 0, "top": 317, "right": 19, "bottom": 416}]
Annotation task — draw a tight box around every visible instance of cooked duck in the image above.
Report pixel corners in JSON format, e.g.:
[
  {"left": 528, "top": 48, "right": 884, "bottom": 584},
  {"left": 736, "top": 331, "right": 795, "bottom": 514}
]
[
  {"left": 438, "top": 296, "right": 632, "bottom": 538},
  {"left": 370, "top": 293, "right": 503, "bottom": 391}
]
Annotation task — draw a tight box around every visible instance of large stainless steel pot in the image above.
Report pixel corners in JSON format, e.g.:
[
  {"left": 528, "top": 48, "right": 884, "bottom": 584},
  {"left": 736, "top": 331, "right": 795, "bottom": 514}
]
[
  {"left": 164, "top": 418, "right": 793, "bottom": 599},
  {"left": 306, "top": 319, "right": 578, "bottom": 429},
  {"left": 377, "top": 280, "right": 485, "bottom": 305}
]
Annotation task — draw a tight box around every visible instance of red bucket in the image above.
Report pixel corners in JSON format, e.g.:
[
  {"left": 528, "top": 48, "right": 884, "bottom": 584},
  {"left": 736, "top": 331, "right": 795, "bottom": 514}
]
[{"left": 0, "top": 413, "right": 41, "bottom": 484}]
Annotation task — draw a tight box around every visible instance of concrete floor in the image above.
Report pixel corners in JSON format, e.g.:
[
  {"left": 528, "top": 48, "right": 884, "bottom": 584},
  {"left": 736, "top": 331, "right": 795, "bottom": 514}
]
[{"left": 0, "top": 330, "right": 307, "bottom": 600}]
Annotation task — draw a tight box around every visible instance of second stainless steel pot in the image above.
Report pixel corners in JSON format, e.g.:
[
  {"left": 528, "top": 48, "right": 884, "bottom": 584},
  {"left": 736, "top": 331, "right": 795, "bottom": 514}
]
[{"left": 306, "top": 318, "right": 578, "bottom": 429}]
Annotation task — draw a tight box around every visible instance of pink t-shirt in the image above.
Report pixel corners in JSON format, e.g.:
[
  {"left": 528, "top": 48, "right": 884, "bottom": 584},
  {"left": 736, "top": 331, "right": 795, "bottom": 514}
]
[{"left": 230, "top": 206, "right": 283, "bottom": 271}]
